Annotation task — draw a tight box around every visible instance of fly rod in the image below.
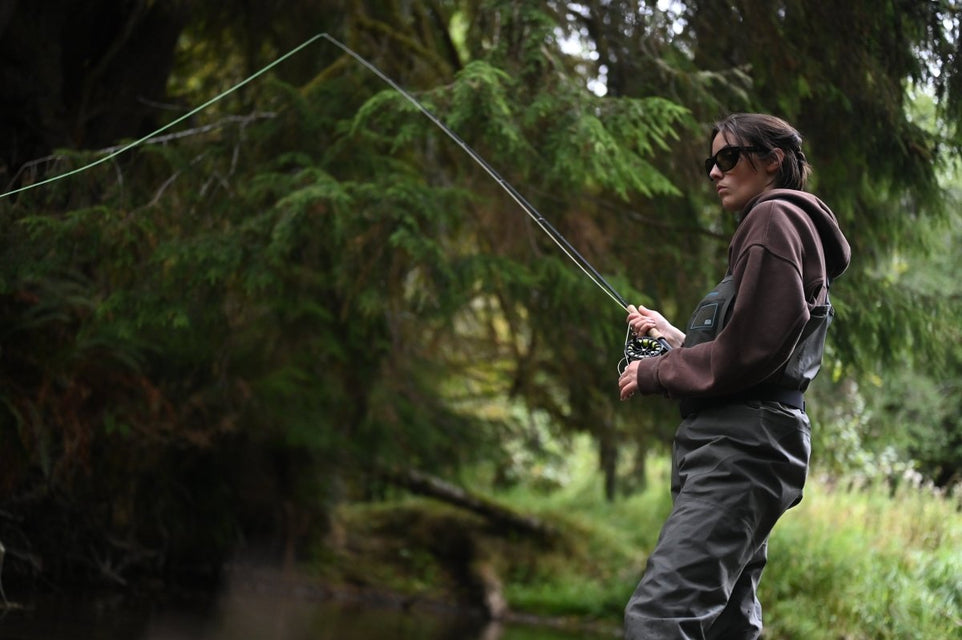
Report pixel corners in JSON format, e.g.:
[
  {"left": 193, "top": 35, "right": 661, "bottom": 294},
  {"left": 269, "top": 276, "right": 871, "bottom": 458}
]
[
  {"left": 320, "top": 34, "right": 627, "bottom": 312},
  {"left": 317, "top": 34, "right": 669, "bottom": 367}
]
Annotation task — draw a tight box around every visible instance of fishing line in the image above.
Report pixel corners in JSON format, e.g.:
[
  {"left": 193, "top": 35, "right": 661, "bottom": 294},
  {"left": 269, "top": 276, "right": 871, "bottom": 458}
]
[
  {"left": 0, "top": 32, "right": 629, "bottom": 311},
  {"left": 0, "top": 31, "right": 668, "bottom": 364},
  {"left": 0, "top": 33, "right": 326, "bottom": 201}
]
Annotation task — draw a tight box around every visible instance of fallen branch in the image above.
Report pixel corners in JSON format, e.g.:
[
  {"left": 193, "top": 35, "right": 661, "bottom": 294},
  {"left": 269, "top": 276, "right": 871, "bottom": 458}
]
[{"left": 382, "top": 468, "right": 556, "bottom": 539}]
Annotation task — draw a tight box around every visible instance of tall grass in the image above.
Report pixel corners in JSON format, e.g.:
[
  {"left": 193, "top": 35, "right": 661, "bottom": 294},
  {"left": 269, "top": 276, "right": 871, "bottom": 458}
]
[
  {"left": 763, "top": 477, "right": 962, "bottom": 639},
  {"left": 490, "top": 437, "right": 962, "bottom": 639}
]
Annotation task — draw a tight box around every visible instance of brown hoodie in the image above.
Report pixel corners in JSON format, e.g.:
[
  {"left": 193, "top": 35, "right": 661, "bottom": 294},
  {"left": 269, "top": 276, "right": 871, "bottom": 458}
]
[{"left": 634, "top": 189, "right": 852, "bottom": 398}]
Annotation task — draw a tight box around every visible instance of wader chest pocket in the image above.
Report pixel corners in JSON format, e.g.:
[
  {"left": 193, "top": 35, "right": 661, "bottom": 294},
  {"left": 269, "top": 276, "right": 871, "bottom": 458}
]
[
  {"left": 682, "top": 275, "right": 736, "bottom": 348},
  {"left": 690, "top": 302, "right": 719, "bottom": 331}
]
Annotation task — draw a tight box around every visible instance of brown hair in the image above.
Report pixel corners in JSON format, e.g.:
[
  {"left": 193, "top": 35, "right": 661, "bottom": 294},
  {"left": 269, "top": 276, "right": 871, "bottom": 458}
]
[{"left": 710, "top": 113, "right": 812, "bottom": 190}]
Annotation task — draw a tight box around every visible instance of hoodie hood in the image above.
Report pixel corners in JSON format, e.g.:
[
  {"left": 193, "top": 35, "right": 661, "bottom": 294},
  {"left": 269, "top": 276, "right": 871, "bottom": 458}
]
[{"left": 748, "top": 189, "right": 851, "bottom": 279}]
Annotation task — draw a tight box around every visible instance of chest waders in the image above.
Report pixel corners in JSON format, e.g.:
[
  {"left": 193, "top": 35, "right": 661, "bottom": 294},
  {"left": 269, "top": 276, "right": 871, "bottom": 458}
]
[{"left": 624, "top": 276, "right": 833, "bottom": 640}]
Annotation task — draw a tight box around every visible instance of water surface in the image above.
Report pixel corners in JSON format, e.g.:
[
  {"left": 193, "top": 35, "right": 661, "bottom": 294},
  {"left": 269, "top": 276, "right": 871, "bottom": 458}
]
[{"left": 0, "top": 591, "right": 618, "bottom": 640}]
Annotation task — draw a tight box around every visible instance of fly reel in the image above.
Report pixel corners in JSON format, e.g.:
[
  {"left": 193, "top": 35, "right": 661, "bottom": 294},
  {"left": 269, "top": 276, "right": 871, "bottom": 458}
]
[{"left": 619, "top": 330, "right": 671, "bottom": 374}]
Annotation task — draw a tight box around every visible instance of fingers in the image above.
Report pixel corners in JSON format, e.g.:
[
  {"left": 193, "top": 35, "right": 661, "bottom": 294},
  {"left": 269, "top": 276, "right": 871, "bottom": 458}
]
[
  {"left": 628, "top": 304, "right": 670, "bottom": 341},
  {"left": 626, "top": 304, "right": 649, "bottom": 320},
  {"left": 630, "top": 317, "right": 657, "bottom": 337},
  {"left": 618, "top": 361, "right": 639, "bottom": 400}
]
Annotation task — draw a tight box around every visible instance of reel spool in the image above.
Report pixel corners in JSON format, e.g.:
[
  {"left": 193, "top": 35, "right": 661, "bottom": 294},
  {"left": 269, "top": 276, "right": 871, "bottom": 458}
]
[{"left": 619, "top": 330, "right": 671, "bottom": 374}]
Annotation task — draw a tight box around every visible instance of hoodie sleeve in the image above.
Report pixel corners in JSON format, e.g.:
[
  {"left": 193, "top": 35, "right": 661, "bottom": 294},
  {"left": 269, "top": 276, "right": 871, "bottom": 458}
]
[{"left": 634, "top": 199, "right": 818, "bottom": 398}]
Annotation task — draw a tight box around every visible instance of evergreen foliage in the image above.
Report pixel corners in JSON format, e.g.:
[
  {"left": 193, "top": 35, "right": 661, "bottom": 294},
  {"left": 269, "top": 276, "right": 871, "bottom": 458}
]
[{"left": 0, "top": 0, "right": 960, "bottom": 597}]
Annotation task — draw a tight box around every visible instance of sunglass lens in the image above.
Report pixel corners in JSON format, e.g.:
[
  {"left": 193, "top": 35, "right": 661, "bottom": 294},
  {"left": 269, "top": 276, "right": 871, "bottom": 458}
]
[
  {"left": 704, "top": 147, "right": 745, "bottom": 176},
  {"left": 715, "top": 147, "right": 740, "bottom": 172}
]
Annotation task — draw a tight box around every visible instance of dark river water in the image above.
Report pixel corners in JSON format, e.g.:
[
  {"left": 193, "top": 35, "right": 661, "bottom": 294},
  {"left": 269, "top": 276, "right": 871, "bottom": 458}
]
[{"left": 0, "top": 591, "right": 618, "bottom": 640}]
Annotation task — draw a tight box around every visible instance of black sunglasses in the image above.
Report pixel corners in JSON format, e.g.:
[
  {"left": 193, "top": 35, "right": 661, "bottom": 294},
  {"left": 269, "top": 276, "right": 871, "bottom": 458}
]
[{"left": 704, "top": 145, "right": 762, "bottom": 177}]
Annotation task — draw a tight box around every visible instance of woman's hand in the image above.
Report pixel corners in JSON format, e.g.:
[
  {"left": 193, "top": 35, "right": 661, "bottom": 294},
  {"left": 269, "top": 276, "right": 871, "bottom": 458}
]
[
  {"left": 626, "top": 304, "right": 685, "bottom": 349},
  {"left": 619, "top": 359, "right": 641, "bottom": 400}
]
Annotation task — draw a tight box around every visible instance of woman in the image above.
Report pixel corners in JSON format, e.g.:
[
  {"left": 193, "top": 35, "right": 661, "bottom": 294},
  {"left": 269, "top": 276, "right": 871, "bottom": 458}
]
[{"left": 617, "top": 113, "right": 851, "bottom": 640}]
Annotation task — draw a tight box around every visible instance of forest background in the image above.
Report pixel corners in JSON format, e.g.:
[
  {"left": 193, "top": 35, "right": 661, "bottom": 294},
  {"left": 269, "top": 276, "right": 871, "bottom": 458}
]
[{"left": 0, "top": 1, "right": 960, "bottom": 638}]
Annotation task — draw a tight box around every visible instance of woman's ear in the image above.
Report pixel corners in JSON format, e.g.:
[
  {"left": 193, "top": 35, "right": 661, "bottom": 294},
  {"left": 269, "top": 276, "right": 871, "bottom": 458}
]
[{"left": 766, "top": 148, "right": 785, "bottom": 175}]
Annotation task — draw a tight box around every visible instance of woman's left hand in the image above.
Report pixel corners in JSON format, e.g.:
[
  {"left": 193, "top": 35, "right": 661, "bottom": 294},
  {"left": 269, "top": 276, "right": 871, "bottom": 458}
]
[{"left": 618, "top": 359, "right": 641, "bottom": 401}]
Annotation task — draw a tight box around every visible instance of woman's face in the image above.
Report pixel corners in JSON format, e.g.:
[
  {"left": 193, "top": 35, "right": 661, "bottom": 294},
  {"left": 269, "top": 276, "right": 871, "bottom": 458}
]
[{"left": 707, "top": 132, "right": 780, "bottom": 212}]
